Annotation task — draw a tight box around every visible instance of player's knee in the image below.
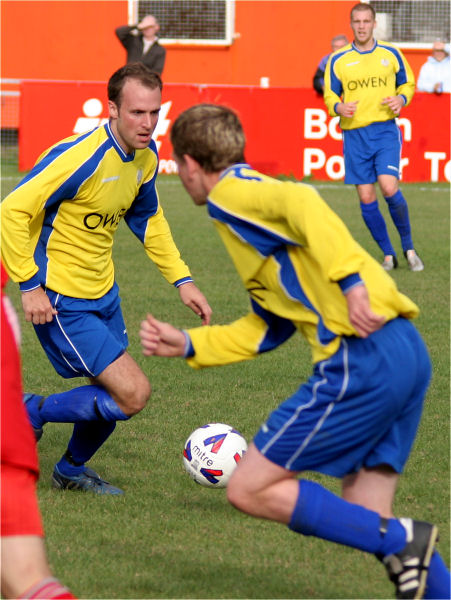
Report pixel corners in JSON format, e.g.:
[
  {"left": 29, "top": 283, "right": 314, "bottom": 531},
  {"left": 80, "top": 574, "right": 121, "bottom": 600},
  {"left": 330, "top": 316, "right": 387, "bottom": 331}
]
[
  {"left": 226, "top": 478, "right": 253, "bottom": 514},
  {"left": 359, "top": 191, "right": 376, "bottom": 204},
  {"left": 381, "top": 183, "right": 398, "bottom": 198},
  {"left": 119, "top": 377, "right": 151, "bottom": 416}
]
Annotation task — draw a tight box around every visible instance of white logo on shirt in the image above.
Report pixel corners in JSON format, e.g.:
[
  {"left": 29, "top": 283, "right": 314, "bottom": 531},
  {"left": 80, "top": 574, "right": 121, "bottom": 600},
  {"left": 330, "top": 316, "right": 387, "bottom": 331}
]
[
  {"left": 346, "top": 61, "right": 360, "bottom": 66},
  {"left": 381, "top": 59, "right": 390, "bottom": 66},
  {"left": 137, "top": 169, "right": 143, "bottom": 185}
]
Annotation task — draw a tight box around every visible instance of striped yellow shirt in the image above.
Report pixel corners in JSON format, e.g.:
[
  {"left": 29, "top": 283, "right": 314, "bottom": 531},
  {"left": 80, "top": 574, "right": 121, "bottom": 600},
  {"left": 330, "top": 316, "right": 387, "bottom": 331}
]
[{"left": 1, "top": 123, "right": 191, "bottom": 298}]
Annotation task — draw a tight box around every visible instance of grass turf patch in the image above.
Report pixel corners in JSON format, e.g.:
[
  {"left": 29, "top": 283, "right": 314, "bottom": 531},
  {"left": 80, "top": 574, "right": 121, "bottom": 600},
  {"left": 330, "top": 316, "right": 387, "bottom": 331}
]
[{"left": 2, "top": 174, "right": 449, "bottom": 598}]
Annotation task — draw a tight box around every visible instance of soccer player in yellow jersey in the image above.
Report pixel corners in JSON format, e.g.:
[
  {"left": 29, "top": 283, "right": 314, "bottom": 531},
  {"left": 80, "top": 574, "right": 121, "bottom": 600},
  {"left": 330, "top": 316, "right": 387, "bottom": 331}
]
[
  {"left": 139, "top": 104, "right": 450, "bottom": 599},
  {"left": 324, "top": 3, "right": 424, "bottom": 273},
  {"left": 1, "top": 64, "right": 211, "bottom": 495}
]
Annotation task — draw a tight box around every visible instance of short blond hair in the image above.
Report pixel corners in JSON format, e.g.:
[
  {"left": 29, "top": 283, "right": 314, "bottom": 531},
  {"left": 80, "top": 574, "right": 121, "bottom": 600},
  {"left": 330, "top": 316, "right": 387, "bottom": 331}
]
[{"left": 170, "top": 104, "right": 245, "bottom": 173}]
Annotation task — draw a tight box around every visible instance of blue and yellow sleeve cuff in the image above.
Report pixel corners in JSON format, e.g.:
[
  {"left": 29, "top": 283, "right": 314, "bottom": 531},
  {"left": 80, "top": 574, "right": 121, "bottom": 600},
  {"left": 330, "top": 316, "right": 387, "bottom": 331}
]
[
  {"left": 182, "top": 330, "right": 195, "bottom": 358},
  {"left": 19, "top": 273, "right": 41, "bottom": 292},
  {"left": 338, "top": 273, "right": 364, "bottom": 294},
  {"left": 174, "top": 276, "right": 193, "bottom": 288}
]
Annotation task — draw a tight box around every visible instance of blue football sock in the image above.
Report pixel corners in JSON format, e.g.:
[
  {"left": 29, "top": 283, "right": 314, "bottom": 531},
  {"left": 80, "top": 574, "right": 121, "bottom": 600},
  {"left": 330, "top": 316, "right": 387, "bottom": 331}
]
[
  {"left": 384, "top": 190, "right": 414, "bottom": 252},
  {"left": 36, "top": 385, "right": 129, "bottom": 424},
  {"left": 55, "top": 457, "right": 85, "bottom": 477},
  {"left": 288, "top": 479, "right": 406, "bottom": 555},
  {"left": 56, "top": 420, "right": 116, "bottom": 477},
  {"left": 360, "top": 200, "right": 396, "bottom": 256},
  {"left": 23, "top": 393, "right": 45, "bottom": 429},
  {"left": 424, "top": 551, "right": 451, "bottom": 599}
]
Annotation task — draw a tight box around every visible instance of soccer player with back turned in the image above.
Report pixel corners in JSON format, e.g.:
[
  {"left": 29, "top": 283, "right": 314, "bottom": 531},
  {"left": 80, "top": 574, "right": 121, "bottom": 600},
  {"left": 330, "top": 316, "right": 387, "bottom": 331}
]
[
  {"left": 140, "top": 103, "right": 450, "bottom": 599},
  {"left": 324, "top": 2, "right": 424, "bottom": 272}
]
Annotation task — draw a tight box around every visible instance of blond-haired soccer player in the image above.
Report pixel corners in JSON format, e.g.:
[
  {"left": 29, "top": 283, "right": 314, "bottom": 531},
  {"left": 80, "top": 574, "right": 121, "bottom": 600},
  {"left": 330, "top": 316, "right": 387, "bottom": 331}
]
[
  {"left": 324, "top": 2, "right": 423, "bottom": 272},
  {"left": 139, "top": 104, "right": 450, "bottom": 599},
  {"left": 1, "top": 64, "right": 211, "bottom": 495}
]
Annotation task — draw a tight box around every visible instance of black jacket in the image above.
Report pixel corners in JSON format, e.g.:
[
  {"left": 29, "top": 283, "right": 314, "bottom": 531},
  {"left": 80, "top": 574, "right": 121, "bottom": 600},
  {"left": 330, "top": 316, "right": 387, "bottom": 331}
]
[{"left": 115, "top": 25, "right": 166, "bottom": 75}]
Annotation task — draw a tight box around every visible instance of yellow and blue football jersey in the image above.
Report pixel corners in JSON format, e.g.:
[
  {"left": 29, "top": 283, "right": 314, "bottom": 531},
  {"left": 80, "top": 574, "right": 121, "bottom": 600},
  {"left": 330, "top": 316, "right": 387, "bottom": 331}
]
[
  {"left": 1, "top": 123, "right": 191, "bottom": 298},
  {"left": 185, "top": 164, "right": 418, "bottom": 366},
  {"left": 324, "top": 41, "right": 415, "bottom": 130}
]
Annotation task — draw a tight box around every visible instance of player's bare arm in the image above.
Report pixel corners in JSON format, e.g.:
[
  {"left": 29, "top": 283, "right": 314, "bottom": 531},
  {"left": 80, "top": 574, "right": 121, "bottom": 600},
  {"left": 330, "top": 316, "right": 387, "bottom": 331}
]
[
  {"left": 140, "top": 314, "right": 186, "bottom": 356},
  {"left": 344, "top": 283, "right": 386, "bottom": 338},
  {"left": 177, "top": 281, "right": 212, "bottom": 325},
  {"left": 21, "top": 287, "right": 58, "bottom": 325}
]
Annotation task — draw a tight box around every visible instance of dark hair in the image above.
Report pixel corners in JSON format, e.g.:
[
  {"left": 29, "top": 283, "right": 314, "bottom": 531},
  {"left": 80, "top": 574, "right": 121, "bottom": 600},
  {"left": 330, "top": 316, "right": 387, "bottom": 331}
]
[
  {"left": 108, "top": 63, "right": 162, "bottom": 107},
  {"left": 351, "top": 2, "right": 376, "bottom": 20},
  {"left": 170, "top": 104, "right": 246, "bottom": 173}
]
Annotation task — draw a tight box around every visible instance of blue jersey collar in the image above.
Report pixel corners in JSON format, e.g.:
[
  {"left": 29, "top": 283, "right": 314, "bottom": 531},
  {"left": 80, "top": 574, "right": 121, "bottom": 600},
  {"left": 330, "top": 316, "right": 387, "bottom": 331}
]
[
  {"left": 351, "top": 40, "right": 377, "bottom": 54},
  {"left": 219, "top": 163, "right": 252, "bottom": 180},
  {"left": 105, "top": 122, "right": 136, "bottom": 162}
]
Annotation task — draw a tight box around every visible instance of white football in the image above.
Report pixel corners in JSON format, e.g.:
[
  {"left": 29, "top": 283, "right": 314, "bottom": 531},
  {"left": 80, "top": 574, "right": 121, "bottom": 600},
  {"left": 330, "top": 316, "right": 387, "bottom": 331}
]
[{"left": 182, "top": 423, "right": 247, "bottom": 488}]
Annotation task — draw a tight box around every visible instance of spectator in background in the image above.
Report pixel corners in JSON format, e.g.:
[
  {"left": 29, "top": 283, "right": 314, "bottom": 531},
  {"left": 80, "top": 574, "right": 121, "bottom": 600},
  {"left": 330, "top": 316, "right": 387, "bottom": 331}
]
[
  {"left": 313, "top": 34, "right": 349, "bottom": 95},
  {"left": 417, "top": 40, "right": 451, "bottom": 94},
  {"left": 115, "top": 15, "right": 166, "bottom": 76}
]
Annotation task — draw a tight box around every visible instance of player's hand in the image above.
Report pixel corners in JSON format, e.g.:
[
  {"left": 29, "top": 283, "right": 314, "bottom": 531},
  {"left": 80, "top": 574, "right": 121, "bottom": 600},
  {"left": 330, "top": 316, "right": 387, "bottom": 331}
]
[
  {"left": 139, "top": 314, "right": 186, "bottom": 357},
  {"left": 345, "top": 284, "right": 386, "bottom": 338},
  {"left": 381, "top": 95, "right": 405, "bottom": 115},
  {"left": 336, "top": 101, "right": 358, "bottom": 117},
  {"left": 21, "top": 287, "right": 57, "bottom": 325},
  {"left": 178, "top": 281, "right": 212, "bottom": 325}
]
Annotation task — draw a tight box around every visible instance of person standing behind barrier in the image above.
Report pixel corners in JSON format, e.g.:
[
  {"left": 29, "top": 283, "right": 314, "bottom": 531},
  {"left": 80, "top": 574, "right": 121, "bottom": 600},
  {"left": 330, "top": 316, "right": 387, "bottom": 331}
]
[
  {"left": 115, "top": 15, "right": 166, "bottom": 76},
  {"left": 417, "top": 41, "right": 451, "bottom": 94},
  {"left": 324, "top": 2, "right": 424, "bottom": 272},
  {"left": 313, "top": 34, "right": 349, "bottom": 95}
]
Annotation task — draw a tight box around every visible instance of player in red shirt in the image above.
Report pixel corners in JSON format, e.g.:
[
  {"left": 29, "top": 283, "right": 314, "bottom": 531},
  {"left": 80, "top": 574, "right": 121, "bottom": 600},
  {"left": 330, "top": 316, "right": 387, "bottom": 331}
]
[{"left": 1, "top": 263, "right": 76, "bottom": 599}]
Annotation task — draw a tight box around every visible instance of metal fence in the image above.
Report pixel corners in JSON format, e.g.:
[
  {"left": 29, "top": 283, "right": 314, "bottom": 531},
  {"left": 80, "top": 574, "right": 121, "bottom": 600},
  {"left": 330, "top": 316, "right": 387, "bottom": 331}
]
[
  {"left": 370, "top": 0, "right": 450, "bottom": 45},
  {"left": 135, "top": 0, "right": 235, "bottom": 45},
  {"left": 1, "top": 79, "right": 20, "bottom": 166}
]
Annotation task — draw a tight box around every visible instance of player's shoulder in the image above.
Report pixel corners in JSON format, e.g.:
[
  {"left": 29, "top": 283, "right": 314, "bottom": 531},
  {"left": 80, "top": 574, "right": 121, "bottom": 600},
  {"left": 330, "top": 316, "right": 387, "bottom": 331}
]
[
  {"left": 218, "top": 166, "right": 320, "bottom": 207},
  {"left": 375, "top": 40, "right": 398, "bottom": 50},
  {"left": 37, "top": 125, "right": 108, "bottom": 166},
  {"left": 375, "top": 40, "right": 407, "bottom": 60},
  {"left": 329, "top": 44, "right": 355, "bottom": 68},
  {"left": 331, "top": 43, "right": 353, "bottom": 58}
]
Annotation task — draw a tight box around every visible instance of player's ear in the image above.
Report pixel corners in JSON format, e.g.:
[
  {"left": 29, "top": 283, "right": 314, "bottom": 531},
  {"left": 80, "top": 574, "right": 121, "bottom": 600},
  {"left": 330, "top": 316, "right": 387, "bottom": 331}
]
[
  {"left": 108, "top": 100, "right": 119, "bottom": 119},
  {"left": 184, "top": 154, "right": 202, "bottom": 176}
]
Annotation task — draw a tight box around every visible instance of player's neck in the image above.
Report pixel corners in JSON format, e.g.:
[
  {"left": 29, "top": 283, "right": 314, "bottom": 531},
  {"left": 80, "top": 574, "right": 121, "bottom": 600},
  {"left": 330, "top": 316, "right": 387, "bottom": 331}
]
[{"left": 354, "top": 37, "right": 375, "bottom": 52}]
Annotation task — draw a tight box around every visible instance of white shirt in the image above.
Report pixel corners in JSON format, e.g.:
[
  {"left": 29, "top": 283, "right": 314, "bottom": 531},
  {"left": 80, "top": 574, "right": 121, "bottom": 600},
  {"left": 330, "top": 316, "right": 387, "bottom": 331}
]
[
  {"left": 417, "top": 55, "right": 451, "bottom": 93},
  {"left": 142, "top": 38, "right": 156, "bottom": 55}
]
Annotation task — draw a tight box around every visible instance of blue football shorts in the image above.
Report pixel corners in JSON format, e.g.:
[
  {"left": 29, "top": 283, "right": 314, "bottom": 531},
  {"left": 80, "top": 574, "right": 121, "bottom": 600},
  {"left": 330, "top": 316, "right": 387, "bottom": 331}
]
[
  {"left": 253, "top": 317, "right": 431, "bottom": 477},
  {"left": 33, "top": 282, "right": 128, "bottom": 379},
  {"left": 343, "top": 120, "right": 403, "bottom": 184}
]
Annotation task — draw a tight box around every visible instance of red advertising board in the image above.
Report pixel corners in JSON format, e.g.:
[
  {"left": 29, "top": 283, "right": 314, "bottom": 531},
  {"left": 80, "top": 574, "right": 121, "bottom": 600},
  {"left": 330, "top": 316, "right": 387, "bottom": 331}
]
[{"left": 19, "top": 81, "right": 450, "bottom": 182}]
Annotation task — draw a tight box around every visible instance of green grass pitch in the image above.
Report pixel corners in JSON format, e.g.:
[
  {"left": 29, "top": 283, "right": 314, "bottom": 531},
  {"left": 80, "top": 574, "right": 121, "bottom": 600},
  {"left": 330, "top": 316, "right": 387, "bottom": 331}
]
[{"left": 1, "top": 169, "right": 449, "bottom": 598}]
